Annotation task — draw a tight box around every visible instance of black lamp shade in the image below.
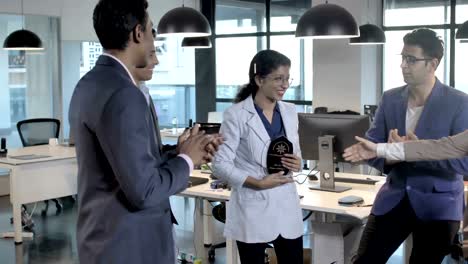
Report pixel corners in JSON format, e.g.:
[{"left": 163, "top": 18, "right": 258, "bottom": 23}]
[
  {"left": 349, "top": 24, "right": 386, "bottom": 45},
  {"left": 182, "top": 37, "right": 212, "bottom": 48},
  {"left": 456, "top": 20, "right": 468, "bottom": 40},
  {"left": 157, "top": 7, "right": 211, "bottom": 37},
  {"left": 295, "top": 3, "right": 359, "bottom": 39},
  {"left": 3, "top": 29, "right": 43, "bottom": 50}
]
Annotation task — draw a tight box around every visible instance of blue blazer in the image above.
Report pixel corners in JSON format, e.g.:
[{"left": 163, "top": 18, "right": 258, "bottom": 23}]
[
  {"left": 69, "top": 55, "right": 189, "bottom": 264},
  {"left": 367, "top": 79, "right": 468, "bottom": 221}
]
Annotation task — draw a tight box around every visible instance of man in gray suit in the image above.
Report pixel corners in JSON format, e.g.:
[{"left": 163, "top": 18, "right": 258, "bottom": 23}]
[{"left": 69, "top": 1, "right": 218, "bottom": 263}]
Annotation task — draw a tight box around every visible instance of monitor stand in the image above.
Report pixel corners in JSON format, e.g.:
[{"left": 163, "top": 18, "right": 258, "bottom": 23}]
[{"left": 308, "top": 135, "right": 351, "bottom": 193}]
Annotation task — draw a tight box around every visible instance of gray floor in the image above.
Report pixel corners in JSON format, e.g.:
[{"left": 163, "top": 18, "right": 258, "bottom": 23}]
[{"left": 0, "top": 195, "right": 407, "bottom": 264}]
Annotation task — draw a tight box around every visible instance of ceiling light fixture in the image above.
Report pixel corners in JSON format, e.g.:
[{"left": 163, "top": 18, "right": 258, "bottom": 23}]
[
  {"left": 295, "top": 1, "right": 359, "bottom": 39},
  {"left": 3, "top": 0, "right": 43, "bottom": 50}
]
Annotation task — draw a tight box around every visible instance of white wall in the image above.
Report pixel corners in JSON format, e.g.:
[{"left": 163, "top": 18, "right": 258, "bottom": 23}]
[
  {"left": 0, "top": 19, "right": 10, "bottom": 130},
  {"left": 312, "top": 0, "right": 383, "bottom": 113},
  {"left": 0, "top": 0, "right": 199, "bottom": 41}
]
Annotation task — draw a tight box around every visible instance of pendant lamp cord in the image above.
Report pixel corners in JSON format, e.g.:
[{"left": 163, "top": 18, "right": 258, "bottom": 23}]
[
  {"left": 182, "top": 0, "right": 185, "bottom": 7},
  {"left": 367, "top": 0, "right": 370, "bottom": 23},
  {"left": 21, "top": 0, "right": 24, "bottom": 29}
]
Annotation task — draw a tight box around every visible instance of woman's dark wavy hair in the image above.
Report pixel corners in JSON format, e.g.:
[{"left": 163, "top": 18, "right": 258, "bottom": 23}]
[{"left": 234, "top": 50, "right": 291, "bottom": 103}]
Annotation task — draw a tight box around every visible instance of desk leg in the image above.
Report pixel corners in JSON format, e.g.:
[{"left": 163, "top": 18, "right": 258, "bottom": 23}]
[
  {"left": 203, "top": 200, "right": 213, "bottom": 247},
  {"left": 193, "top": 198, "right": 205, "bottom": 258},
  {"left": 12, "top": 202, "right": 22, "bottom": 244},
  {"left": 311, "top": 221, "right": 344, "bottom": 264},
  {"left": 15, "top": 244, "right": 23, "bottom": 264}
]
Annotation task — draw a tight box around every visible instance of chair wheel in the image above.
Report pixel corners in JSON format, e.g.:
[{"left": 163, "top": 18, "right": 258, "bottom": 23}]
[
  {"left": 55, "top": 200, "right": 63, "bottom": 213},
  {"left": 208, "top": 249, "right": 215, "bottom": 261}
]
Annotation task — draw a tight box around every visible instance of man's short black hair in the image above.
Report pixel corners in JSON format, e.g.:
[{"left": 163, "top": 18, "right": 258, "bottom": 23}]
[
  {"left": 93, "top": 0, "right": 149, "bottom": 50},
  {"left": 403, "top": 28, "right": 444, "bottom": 62}
]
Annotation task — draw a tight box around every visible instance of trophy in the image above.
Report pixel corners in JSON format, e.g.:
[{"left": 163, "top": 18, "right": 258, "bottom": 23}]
[{"left": 267, "top": 136, "right": 293, "bottom": 174}]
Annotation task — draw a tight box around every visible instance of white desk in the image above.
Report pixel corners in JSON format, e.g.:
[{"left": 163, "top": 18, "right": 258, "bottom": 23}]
[
  {"left": 0, "top": 146, "right": 385, "bottom": 263},
  {"left": 181, "top": 171, "right": 385, "bottom": 264},
  {"left": 0, "top": 145, "right": 77, "bottom": 244}
]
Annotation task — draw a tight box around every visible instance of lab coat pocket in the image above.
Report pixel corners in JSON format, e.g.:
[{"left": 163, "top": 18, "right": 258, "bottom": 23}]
[{"left": 238, "top": 188, "right": 266, "bottom": 202}]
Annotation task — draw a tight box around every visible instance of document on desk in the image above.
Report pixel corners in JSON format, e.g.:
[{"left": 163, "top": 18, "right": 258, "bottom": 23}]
[{"left": 8, "top": 154, "right": 51, "bottom": 160}]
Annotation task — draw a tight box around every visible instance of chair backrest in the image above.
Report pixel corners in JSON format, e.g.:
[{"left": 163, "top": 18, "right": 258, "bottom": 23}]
[{"left": 16, "top": 118, "right": 60, "bottom": 147}]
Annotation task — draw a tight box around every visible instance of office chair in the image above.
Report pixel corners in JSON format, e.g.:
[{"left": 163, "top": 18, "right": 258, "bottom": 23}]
[
  {"left": 17, "top": 118, "right": 63, "bottom": 216},
  {"left": 313, "top": 106, "right": 328, "bottom": 114},
  {"left": 207, "top": 203, "right": 227, "bottom": 262}
]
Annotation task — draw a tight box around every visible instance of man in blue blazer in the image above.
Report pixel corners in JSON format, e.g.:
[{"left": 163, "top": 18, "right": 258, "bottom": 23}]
[
  {"left": 353, "top": 28, "right": 468, "bottom": 263},
  {"left": 69, "top": 1, "right": 217, "bottom": 263}
]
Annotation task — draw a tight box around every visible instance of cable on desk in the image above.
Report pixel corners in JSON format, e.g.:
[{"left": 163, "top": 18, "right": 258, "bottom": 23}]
[
  {"left": 302, "top": 211, "right": 313, "bottom": 221},
  {"left": 293, "top": 166, "right": 318, "bottom": 185}
]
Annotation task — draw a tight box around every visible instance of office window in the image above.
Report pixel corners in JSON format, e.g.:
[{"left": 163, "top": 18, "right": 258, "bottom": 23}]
[
  {"left": 0, "top": 14, "right": 60, "bottom": 148},
  {"left": 455, "top": 41, "right": 468, "bottom": 94},
  {"left": 456, "top": 0, "right": 468, "bottom": 23},
  {"left": 74, "top": 38, "right": 196, "bottom": 129},
  {"left": 383, "top": 0, "right": 467, "bottom": 92},
  {"left": 213, "top": 0, "right": 312, "bottom": 112},
  {"left": 216, "top": 0, "right": 266, "bottom": 34},
  {"left": 270, "top": 0, "right": 309, "bottom": 32},
  {"left": 384, "top": 0, "right": 450, "bottom": 27},
  {"left": 216, "top": 36, "right": 266, "bottom": 99}
]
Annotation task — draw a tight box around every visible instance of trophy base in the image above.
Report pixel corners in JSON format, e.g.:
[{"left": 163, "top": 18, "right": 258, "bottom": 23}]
[{"left": 308, "top": 185, "right": 352, "bottom": 193}]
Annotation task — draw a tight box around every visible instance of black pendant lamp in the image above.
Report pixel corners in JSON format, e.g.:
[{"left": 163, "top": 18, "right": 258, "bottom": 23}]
[
  {"left": 181, "top": 36, "right": 212, "bottom": 48},
  {"left": 456, "top": 20, "right": 468, "bottom": 40},
  {"left": 3, "top": 0, "right": 43, "bottom": 50},
  {"left": 295, "top": 1, "right": 359, "bottom": 39},
  {"left": 157, "top": 3, "right": 211, "bottom": 38},
  {"left": 349, "top": 24, "right": 386, "bottom": 45}
]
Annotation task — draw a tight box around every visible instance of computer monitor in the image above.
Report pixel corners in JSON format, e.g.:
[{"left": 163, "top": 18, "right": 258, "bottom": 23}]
[
  {"left": 298, "top": 113, "right": 371, "bottom": 192},
  {"left": 298, "top": 113, "right": 370, "bottom": 162}
]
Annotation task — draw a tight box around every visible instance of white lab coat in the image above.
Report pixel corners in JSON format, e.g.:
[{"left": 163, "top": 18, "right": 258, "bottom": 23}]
[{"left": 212, "top": 95, "right": 303, "bottom": 243}]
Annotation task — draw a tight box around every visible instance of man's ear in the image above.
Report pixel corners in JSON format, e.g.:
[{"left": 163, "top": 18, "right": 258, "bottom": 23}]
[
  {"left": 132, "top": 24, "right": 144, "bottom": 44},
  {"left": 430, "top": 58, "right": 439, "bottom": 71}
]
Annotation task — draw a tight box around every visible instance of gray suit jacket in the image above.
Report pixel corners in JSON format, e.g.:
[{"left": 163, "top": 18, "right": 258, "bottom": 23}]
[
  {"left": 405, "top": 130, "right": 468, "bottom": 161},
  {"left": 69, "top": 55, "right": 189, "bottom": 264}
]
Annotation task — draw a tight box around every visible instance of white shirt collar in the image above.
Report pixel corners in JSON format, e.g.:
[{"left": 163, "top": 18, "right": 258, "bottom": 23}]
[
  {"left": 101, "top": 53, "right": 137, "bottom": 86},
  {"left": 138, "top": 82, "right": 150, "bottom": 106}
]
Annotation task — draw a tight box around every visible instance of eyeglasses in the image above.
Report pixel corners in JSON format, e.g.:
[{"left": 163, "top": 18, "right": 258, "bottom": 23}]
[
  {"left": 400, "top": 54, "right": 432, "bottom": 65},
  {"left": 264, "top": 75, "right": 294, "bottom": 86}
]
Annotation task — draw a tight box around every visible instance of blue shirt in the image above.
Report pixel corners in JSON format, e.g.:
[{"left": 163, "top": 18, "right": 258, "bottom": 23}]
[{"left": 254, "top": 102, "right": 285, "bottom": 140}]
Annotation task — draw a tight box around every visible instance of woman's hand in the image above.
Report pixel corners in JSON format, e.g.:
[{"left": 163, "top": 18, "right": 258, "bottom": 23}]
[
  {"left": 281, "top": 154, "right": 302, "bottom": 172},
  {"left": 258, "top": 171, "right": 293, "bottom": 189}
]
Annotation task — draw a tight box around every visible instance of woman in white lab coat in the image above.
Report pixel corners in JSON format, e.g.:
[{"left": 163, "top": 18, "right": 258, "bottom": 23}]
[{"left": 212, "top": 50, "right": 303, "bottom": 263}]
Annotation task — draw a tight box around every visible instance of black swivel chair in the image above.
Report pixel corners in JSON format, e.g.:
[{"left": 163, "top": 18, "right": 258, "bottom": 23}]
[
  {"left": 207, "top": 203, "right": 227, "bottom": 262},
  {"left": 17, "top": 118, "right": 63, "bottom": 216}
]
